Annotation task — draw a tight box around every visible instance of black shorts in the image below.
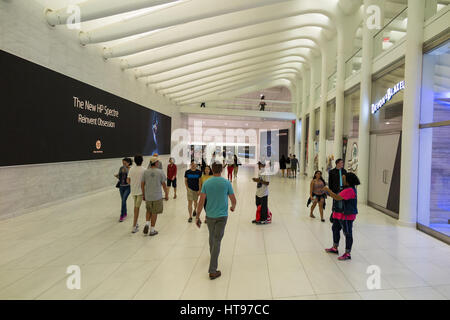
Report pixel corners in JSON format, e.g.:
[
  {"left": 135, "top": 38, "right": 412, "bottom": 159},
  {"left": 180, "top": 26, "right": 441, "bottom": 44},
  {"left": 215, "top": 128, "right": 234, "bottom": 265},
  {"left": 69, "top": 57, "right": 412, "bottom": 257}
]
[{"left": 167, "top": 178, "right": 177, "bottom": 188}]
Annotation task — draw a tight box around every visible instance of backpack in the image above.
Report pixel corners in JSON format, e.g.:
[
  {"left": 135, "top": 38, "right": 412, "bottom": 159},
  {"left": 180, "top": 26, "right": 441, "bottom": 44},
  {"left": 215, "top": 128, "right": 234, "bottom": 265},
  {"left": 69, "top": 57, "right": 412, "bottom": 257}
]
[{"left": 255, "top": 205, "right": 272, "bottom": 223}]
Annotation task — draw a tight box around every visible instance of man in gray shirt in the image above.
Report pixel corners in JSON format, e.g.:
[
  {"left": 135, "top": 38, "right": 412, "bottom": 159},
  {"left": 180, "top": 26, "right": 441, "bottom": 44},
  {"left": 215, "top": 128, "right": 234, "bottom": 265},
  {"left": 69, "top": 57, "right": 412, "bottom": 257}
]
[
  {"left": 290, "top": 155, "right": 299, "bottom": 178},
  {"left": 141, "top": 156, "right": 168, "bottom": 236}
]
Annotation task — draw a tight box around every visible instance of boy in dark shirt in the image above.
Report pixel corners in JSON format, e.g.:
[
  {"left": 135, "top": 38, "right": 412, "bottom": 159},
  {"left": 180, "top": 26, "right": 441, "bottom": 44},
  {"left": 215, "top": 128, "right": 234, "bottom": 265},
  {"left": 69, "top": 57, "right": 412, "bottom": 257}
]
[{"left": 184, "top": 160, "right": 202, "bottom": 223}]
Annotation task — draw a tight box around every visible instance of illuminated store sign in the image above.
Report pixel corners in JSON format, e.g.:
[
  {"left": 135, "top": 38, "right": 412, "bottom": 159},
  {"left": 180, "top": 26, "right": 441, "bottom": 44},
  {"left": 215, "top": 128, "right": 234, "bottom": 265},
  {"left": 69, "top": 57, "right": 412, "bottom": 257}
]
[{"left": 371, "top": 80, "right": 405, "bottom": 114}]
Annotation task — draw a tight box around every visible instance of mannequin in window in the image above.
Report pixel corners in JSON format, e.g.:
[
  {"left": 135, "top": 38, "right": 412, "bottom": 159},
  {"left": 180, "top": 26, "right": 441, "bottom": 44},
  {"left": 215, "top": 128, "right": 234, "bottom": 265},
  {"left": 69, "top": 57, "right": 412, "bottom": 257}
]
[{"left": 259, "top": 95, "right": 266, "bottom": 111}]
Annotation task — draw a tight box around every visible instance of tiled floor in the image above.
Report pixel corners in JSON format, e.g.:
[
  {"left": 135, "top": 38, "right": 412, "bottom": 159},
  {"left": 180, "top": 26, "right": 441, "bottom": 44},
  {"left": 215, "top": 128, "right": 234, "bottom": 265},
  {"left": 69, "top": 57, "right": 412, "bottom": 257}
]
[{"left": 0, "top": 166, "right": 449, "bottom": 300}]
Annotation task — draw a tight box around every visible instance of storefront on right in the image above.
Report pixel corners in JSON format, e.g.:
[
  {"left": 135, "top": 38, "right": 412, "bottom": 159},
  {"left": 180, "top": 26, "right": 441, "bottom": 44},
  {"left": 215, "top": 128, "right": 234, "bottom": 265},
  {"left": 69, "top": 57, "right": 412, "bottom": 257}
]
[
  {"left": 368, "top": 61, "right": 405, "bottom": 219},
  {"left": 417, "top": 39, "right": 450, "bottom": 243}
]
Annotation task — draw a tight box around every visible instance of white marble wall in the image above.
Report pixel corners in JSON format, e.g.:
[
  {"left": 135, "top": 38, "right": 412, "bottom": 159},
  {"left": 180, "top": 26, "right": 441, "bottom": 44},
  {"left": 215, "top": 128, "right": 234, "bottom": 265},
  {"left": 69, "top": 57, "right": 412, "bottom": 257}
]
[{"left": 0, "top": 1, "right": 183, "bottom": 219}]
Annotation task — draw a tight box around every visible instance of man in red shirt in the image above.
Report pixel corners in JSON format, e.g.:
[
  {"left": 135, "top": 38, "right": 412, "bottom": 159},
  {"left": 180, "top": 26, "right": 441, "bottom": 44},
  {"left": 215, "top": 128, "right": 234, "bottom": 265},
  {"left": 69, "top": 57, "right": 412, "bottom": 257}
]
[{"left": 167, "top": 157, "right": 177, "bottom": 199}]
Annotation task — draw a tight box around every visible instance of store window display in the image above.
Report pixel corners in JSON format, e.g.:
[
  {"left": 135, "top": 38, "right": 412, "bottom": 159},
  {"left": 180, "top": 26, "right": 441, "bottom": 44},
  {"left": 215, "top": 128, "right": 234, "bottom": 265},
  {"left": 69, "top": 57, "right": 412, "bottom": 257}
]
[
  {"left": 418, "top": 40, "right": 450, "bottom": 241},
  {"left": 343, "top": 87, "right": 360, "bottom": 173}
]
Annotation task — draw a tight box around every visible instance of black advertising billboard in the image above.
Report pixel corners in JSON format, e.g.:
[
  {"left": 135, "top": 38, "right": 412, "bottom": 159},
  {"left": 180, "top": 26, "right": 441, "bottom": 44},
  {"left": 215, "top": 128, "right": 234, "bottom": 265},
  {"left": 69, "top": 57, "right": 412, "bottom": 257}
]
[{"left": 0, "top": 50, "right": 171, "bottom": 167}]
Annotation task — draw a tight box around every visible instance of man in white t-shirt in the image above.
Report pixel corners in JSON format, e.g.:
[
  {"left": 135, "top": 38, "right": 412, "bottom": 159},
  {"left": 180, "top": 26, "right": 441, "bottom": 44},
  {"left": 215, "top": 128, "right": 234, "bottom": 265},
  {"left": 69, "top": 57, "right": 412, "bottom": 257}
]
[
  {"left": 252, "top": 161, "right": 270, "bottom": 224},
  {"left": 127, "top": 155, "right": 146, "bottom": 233}
]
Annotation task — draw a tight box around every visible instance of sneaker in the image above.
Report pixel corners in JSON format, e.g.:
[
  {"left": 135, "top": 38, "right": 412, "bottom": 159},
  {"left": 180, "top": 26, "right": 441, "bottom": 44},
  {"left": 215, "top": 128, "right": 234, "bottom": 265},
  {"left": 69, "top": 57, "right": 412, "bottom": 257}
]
[
  {"left": 143, "top": 225, "right": 149, "bottom": 235},
  {"left": 193, "top": 211, "right": 197, "bottom": 217},
  {"left": 338, "top": 253, "right": 351, "bottom": 261},
  {"left": 209, "top": 270, "right": 221, "bottom": 280},
  {"left": 149, "top": 230, "right": 158, "bottom": 236},
  {"left": 188, "top": 217, "right": 193, "bottom": 223},
  {"left": 252, "top": 219, "right": 257, "bottom": 224},
  {"left": 132, "top": 225, "right": 139, "bottom": 233},
  {"left": 256, "top": 220, "right": 268, "bottom": 225},
  {"left": 325, "top": 247, "right": 339, "bottom": 254},
  {"left": 119, "top": 217, "right": 124, "bottom": 222}
]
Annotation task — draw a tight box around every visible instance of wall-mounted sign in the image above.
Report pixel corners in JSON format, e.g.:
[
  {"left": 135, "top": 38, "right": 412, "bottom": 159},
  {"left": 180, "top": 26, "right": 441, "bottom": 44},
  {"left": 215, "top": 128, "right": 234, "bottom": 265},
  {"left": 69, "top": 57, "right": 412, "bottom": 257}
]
[
  {"left": 0, "top": 50, "right": 172, "bottom": 166},
  {"left": 371, "top": 80, "right": 405, "bottom": 114}
]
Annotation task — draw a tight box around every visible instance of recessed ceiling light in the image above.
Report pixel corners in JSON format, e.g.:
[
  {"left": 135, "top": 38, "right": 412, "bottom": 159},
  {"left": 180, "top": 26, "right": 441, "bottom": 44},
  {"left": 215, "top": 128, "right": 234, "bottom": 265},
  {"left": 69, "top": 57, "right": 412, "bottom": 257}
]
[{"left": 386, "top": 122, "right": 390, "bottom": 125}]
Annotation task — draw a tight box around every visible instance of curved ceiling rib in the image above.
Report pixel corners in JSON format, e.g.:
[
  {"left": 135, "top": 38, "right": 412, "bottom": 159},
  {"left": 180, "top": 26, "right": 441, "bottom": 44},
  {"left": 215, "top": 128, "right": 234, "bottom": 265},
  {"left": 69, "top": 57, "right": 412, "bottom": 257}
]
[
  {"left": 158, "top": 60, "right": 306, "bottom": 95},
  {"left": 168, "top": 70, "right": 299, "bottom": 100},
  {"left": 154, "top": 59, "right": 304, "bottom": 96},
  {"left": 78, "top": 0, "right": 294, "bottom": 44},
  {"left": 42, "top": 0, "right": 353, "bottom": 111},
  {"left": 173, "top": 74, "right": 295, "bottom": 103},
  {"left": 103, "top": 12, "right": 332, "bottom": 59},
  {"left": 140, "top": 40, "right": 317, "bottom": 81},
  {"left": 218, "top": 80, "right": 295, "bottom": 100},
  {"left": 45, "top": 0, "right": 179, "bottom": 26},
  {"left": 151, "top": 54, "right": 311, "bottom": 90},
  {"left": 217, "top": 79, "right": 295, "bottom": 105},
  {"left": 163, "top": 66, "right": 303, "bottom": 98},
  {"left": 178, "top": 76, "right": 296, "bottom": 103},
  {"left": 177, "top": 74, "right": 297, "bottom": 102},
  {"left": 154, "top": 53, "right": 310, "bottom": 91},
  {"left": 121, "top": 26, "right": 323, "bottom": 69},
  {"left": 173, "top": 78, "right": 296, "bottom": 104},
  {"left": 181, "top": 79, "right": 295, "bottom": 105},
  {"left": 176, "top": 71, "right": 298, "bottom": 101},
  {"left": 128, "top": 35, "right": 320, "bottom": 80}
]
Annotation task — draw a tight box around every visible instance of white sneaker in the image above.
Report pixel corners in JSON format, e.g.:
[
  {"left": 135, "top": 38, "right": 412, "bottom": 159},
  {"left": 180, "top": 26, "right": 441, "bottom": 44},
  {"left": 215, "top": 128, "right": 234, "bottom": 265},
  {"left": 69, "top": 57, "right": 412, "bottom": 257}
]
[{"left": 132, "top": 225, "right": 139, "bottom": 233}]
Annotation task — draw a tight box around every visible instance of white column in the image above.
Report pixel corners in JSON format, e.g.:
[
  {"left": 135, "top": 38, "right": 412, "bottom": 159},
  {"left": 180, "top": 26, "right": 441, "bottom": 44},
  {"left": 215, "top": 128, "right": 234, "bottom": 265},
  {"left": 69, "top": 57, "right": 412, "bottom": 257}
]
[
  {"left": 399, "top": 0, "right": 425, "bottom": 226},
  {"left": 296, "top": 78, "right": 302, "bottom": 117},
  {"left": 294, "top": 78, "right": 302, "bottom": 159},
  {"left": 308, "top": 66, "right": 316, "bottom": 177},
  {"left": 333, "top": 27, "right": 345, "bottom": 160},
  {"left": 299, "top": 69, "right": 309, "bottom": 176},
  {"left": 294, "top": 118, "right": 301, "bottom": 161},
  {"left": 319, "top": 50, "right": 328, "bottom": 173},
  {"left": 357, "top": 0, "right": 376, "bottom": 204}
]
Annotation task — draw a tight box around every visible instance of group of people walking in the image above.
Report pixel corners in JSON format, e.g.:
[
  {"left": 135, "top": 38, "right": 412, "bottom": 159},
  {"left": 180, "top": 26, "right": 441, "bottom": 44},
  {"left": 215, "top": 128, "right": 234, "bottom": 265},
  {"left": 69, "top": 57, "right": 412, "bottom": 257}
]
[
  {"left": 207, "top": 152, "right": 240, "bottom": 182},
  {"left": 115, "top": 154, "right": 359, "bottom": 279},
  {"left": 116, "top": 154, "right": 168, "bottom": 236},
  {"left": 279, "top": 154, "right": 298, "bottom": 178}
]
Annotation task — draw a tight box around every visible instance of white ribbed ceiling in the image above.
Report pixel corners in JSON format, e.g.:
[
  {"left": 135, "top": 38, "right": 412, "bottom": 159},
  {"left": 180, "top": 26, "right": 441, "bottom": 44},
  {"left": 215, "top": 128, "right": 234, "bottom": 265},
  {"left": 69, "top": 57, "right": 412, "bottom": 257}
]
[{"left": 43, "top": 0, "right": 423, "bottom": 109}]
